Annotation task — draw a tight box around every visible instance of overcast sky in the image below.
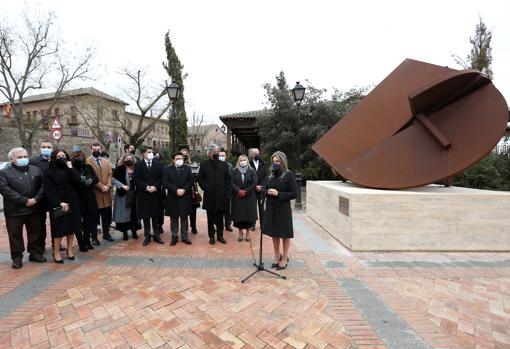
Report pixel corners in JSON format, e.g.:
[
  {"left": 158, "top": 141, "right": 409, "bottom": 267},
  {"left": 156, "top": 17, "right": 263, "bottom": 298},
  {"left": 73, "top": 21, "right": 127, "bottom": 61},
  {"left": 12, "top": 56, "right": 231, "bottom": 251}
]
[{"left": 4, "top": 0, "right": 510, "bottom": 125}]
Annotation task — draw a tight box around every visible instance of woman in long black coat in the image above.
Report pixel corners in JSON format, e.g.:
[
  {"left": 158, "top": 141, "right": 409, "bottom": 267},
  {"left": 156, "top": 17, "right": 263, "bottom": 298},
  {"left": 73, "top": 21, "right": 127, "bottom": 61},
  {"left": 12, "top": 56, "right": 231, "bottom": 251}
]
[
  {"left": 43, "top": 149, "right": 83, "bottom": 263},
  {"left": 71, "top": 150, "right": 99, "bottom": 252},
  {"left": 262, "top": 151, "right": 297, "bottom": 270},
  {"left": 231, "top": 155, "right": 258, "bottom": 242}
]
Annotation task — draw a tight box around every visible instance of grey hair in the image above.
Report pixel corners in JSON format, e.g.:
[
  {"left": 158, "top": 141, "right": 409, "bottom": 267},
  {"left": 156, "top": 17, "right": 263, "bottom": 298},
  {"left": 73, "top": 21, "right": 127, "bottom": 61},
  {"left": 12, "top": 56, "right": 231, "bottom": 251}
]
[
  {"left": 248, "top": 148, "right": 259, "bottom": 157},
  {"left": 207, "top": 144, "right": 219, "bottom": 154},
  {"left": 8, "top": 147, "right": 27, "bottom": 161}
]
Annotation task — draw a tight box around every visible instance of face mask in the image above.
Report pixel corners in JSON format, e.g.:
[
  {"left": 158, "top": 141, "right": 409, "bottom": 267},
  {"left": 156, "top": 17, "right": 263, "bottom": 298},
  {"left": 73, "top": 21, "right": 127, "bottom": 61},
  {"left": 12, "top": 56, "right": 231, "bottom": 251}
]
[
  {"left": 218, "top": 156, "right": 226, "bottom": 162},
  {"left": 175, "top": 159, "right": 184, "bottom": 167},
  {"left": 253, "top": 155, "right": 260, "bottom": 161},
  {"left": 41, "top": 148, "right": 52, "bottom": 158},
  {"left": 272, "top": 163, "right": 281, "bottom": 172},
  {"left": 212, "top": 153, "right": 219, "bottom": 160},
  {"left": 74, "top": 158, "right": 85, "bottom": 166},
  {"left": 92, "top": 150, "right": 101, "bottom": 158},
  {"left": 57, "top": 157, "right": 67, "bottom": 166},
  {"left": 130, "top": 150, "right": 135, "bottom": 155},
  {"left": 239, "top": 161, "right": 248, "bottom": 167},
  {"left": 16, "top": 158, "right": 29, "bottom": 167},
  {"left": 125, "top": 160, "right": 134, "bottom": 166},
  {"left": 146, "top": 153, "right": 154, "bottom": 161}
]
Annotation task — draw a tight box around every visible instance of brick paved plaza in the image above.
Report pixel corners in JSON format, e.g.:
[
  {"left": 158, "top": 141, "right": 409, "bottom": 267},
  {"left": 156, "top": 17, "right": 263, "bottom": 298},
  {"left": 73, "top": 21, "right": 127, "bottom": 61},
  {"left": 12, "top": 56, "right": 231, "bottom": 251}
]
[{"left": 0, "top": 210, "right": 509, "bottom": 348}]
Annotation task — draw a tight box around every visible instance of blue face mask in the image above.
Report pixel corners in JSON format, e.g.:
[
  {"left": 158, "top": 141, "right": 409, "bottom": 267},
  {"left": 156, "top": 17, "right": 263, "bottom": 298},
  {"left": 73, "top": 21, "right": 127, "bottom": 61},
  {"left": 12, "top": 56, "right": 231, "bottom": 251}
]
[
  {"left": 272, "top": 163, "right": 281, "bottom": 172},
  {"left": 41, "top": 148, "right": 52, "bottom": 158},
  {"left": 16, "top": 158, "right": 29, "bottom": 167}
]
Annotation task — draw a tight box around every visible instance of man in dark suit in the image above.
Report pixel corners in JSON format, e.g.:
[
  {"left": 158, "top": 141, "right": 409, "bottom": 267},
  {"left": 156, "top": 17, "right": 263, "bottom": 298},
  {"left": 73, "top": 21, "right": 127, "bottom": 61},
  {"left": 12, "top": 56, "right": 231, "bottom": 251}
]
[
  {"left": 198, "top": 144, "right": 231, "bottom": 245},
  {"left": 163, "top": 152, "right": 193, "bottom": 246},
  {"left": 249, "top": 148, "right": 268, "bottom": 230},
  {"left": 29, "top": 141, "right": 53, "bottom": 251},
  {"left": 132, "top": 146, "right": 165, "bottom": 246}
]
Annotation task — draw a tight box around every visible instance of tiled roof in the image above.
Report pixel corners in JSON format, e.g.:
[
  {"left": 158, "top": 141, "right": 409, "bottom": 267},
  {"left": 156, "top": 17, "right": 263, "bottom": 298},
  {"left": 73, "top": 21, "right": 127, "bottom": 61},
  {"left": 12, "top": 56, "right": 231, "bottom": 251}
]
[
  {"left": 21, "top": 87, "right": 128, "bottom": 105},
  {"left": 219, "top": 109, "right": 271, "bottom": 120}
]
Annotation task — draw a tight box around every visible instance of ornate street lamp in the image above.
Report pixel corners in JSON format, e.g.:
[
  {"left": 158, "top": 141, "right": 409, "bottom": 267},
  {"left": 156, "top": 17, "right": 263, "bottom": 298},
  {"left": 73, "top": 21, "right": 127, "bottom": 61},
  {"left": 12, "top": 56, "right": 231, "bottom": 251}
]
[
  {"left": 166, "top": 80, "right": 181, "bottom": 153},
  {"left": 291, "top": 81, "right": 306, "bottom": 210}
]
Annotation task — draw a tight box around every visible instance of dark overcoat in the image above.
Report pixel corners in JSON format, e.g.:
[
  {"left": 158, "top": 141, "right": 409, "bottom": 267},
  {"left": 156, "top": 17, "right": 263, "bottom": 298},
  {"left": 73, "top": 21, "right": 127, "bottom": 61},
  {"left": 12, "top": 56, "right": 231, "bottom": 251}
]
[
  {"left": 230, "top": 167, "right": 258, "bottom": 223},
  {"left": 43, "top": 165, "right": 83, "bottom": 237},
  {"left": 74, "top": 164, "right": 99, "bottom": 215},
  {"left": 198, "top": 159, "right": 232, "bottom": 211},
  {"left": 261, "top": 170, "right": 297, "bottom": 238},
  {"left": 163, "top": 165, "right": 193, "bottom": 217},
  {"left": 132, "top": 160, "right": 164, "bottom": 219}
]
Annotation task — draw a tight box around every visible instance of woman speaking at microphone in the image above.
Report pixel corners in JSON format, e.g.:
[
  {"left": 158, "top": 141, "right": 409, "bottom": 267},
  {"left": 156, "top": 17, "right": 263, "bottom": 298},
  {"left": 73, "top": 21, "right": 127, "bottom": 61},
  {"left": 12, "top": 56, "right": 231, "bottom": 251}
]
[{"left": 261, "top": 151, "right": 298, "bottom": 270}]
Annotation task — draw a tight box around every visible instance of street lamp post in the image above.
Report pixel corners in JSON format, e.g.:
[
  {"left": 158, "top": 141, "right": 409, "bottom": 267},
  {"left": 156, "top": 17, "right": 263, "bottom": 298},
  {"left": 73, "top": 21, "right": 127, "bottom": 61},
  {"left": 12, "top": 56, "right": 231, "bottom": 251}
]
[
  {"left": 166, "top": 80, "right": 181, "bottom": 154},
  {"left": 291, "top": 81, "right": 306, "bottom": 210}
]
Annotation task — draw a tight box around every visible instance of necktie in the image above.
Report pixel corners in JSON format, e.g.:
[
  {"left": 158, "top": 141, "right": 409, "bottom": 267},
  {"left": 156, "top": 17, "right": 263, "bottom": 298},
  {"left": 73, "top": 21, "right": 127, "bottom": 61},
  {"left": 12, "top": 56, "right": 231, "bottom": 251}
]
[
  {"left": 96, "top": 158, "right": 101, "bottom": 169},
  {"left": 147, "top": 162, "right": 151, "bottom": 170}
]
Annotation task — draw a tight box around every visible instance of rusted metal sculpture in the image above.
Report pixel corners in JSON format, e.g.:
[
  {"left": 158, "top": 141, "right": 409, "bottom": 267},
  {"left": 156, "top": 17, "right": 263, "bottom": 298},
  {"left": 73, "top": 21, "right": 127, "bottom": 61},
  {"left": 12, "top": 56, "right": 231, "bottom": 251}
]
[{"left": 312, "top": 59, "right": 509, "bottom": 189}]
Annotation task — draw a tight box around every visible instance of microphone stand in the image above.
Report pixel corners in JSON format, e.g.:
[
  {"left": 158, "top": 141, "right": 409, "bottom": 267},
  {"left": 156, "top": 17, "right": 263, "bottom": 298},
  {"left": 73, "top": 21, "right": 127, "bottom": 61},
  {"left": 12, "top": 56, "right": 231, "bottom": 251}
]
[{"left": 241, "top": 184, "right": 287, "bottom": 283}]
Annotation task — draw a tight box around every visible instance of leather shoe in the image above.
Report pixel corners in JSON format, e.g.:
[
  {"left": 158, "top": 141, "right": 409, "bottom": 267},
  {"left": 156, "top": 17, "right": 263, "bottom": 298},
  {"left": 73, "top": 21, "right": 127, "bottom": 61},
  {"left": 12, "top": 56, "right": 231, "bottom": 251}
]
[
  {"left": 217, "top": 236, "right": 227, "bottom": 244},
  {"left": 225, "top": 225, "right": 233, "bottom": 232},
  {"left": 91, "top": 238, "right": 100, "bottom": 246},
  {"left": 276, "top": 263, "right": 288, "bottom": 270},
  {"left": 209, "top": 238, "right": 215, "bottom": 245},
  {"left": 170, "top": 237, "right": 178, "bottom": 246},
  {"left": 182, "top": 239, "right": 192, "bottom": 245},
  {"left": 103, "top": 234, "right": 114, "bottom": 241},
  {"left": 123, "top": 232, "right": 129, "bottom": 241},
  {"left": 143, "top": 237, "right": 151, "bottom": 246},
  {"left": 191, "top": 229, "right": 198, "bottom": 235},
  {"left": 132, "top": 231, "right": 138, "bottom": 239},
  {"left": 153, "top": 236, "right": 164, "bottom": 244},
  {"left": 12, "top": 259, "right": 22, "bottom": 269},
  {"left": 86, "top": 242, "right": 94, "bottom": 250},
  {"left": 29, "top": 254, "right": 47, "bottom": 263}
]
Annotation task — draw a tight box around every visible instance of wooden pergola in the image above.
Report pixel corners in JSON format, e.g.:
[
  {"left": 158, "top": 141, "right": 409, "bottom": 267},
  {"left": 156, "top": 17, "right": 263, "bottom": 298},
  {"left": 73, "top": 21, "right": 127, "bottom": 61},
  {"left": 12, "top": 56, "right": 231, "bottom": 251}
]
[{"left": 219, "top": 110, "right": 270, "bottom": 155}]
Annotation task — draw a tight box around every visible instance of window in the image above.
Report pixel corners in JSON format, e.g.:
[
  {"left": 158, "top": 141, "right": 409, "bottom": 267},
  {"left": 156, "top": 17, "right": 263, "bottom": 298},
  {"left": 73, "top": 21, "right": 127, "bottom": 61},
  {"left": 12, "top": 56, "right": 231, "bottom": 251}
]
[
  {"left": 112, "top": 109, "right": 118, "bottom": 120},
  {"left": 153, "top": 140, "right": 156, "bottom": 147},
  {"left": 69, "top": 106, "right": 78, "bottom": 124},
  {"left": 54, "top": 107, "right": 60, "bottom": 117},
  {"left": 41, "top": 110, "right": 49, "bottom": 129}
]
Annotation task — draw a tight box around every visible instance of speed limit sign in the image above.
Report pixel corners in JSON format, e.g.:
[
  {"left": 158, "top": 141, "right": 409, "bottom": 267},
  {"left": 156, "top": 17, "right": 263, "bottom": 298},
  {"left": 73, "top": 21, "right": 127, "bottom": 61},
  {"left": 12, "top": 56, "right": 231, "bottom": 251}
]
[{"left": 52, "top": 129, "right": 62, "bottom": 141}]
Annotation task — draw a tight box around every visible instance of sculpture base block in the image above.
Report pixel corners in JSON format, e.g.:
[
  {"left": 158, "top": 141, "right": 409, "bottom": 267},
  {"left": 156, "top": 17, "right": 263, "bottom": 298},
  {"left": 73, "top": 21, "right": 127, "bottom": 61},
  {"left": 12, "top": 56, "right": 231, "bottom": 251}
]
[{"left": 306, "top": 181, "right": 510, "bottom": 251}]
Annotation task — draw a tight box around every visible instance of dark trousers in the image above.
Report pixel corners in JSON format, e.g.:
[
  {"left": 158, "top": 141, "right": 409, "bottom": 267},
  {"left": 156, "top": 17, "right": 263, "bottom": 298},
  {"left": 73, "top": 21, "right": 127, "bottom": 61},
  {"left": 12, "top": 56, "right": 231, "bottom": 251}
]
[
  {"left": 158, "top": 215, "right": 164, "bottom": 235},
  {"left": 98, "top": 207, "right": 112, "bottom": 238},
  {"left": 82, "top": 211, "right": 98, "bottom": 246},
  {"left": 38, "top": 211, "right": 48, "bottom": 250},
  {"left": 143, "top": 217, "right": 160, "bottom": 239},
  {"left": 206, "top": 210, "right": 224, "bottom": 238},
  {"left": 6, "top": 214, "right": 43, "bottom": 261},
  {"left": 189, "top": 206, "right": 198, "bottom": 233},
  {"left": 224, "top": 198, "right": 232, "bottom": 227},
  {"left": 170, "top": 216, "right": 189, "bottom": 240}
]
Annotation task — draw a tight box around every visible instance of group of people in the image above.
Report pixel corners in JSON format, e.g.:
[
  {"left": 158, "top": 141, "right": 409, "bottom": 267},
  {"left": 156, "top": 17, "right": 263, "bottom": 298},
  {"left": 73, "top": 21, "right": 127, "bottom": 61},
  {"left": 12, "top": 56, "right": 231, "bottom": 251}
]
[{"left": 0, "top": 141, "right": 298, "bottom": 271}]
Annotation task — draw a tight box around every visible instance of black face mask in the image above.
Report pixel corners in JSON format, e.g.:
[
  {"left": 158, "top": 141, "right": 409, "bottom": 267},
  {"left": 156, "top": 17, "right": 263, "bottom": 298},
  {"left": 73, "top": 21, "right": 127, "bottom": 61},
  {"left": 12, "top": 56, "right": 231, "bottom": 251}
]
[
  {"left": 212, "top": 153, "right": 219, "bottom": 160},
  {"left": 57, "top": 157, "right": 67, "bottom": 166},
  {"left": 125, "top": 160, "right": 134, "bottom": 166},
  {"left": 73, "top": 158, "right": 85, "bottom": 167},
  {"left": 130, "top": 150, "right": 136, "bottom": 155},
  {"left": 253, "top": 155, "right": 260, "bottom": 161},
  {"left": 92, "top": 151, "right": 101, "bottom": 158}
]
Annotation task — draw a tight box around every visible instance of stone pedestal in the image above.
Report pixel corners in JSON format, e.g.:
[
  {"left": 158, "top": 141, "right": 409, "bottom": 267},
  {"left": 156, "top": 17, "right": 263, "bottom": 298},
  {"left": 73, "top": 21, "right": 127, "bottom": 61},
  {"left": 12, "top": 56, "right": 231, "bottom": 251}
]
[{"left": 306, "top": 181, "right": 510, "bottom": 251}]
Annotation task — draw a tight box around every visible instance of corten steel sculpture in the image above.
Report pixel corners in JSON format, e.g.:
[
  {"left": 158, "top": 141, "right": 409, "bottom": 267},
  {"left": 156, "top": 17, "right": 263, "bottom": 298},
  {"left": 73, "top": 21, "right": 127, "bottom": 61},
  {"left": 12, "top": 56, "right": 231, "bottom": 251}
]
[{"left": 312, "top": 59, "right": 509, "bottom": 189}]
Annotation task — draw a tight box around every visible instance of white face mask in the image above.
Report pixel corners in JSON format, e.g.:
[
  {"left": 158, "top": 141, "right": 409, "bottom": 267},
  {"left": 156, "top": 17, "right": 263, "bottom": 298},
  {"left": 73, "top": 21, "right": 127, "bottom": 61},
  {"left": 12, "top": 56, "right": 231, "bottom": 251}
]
[
  {"left": 218, "top": 156, "right": 226, "bottom": 162},
  {"left": 175, "top": 159, "right": 184, "bottom": 167},
  {"left": 239, "top": 160, "right": 248, "bottom": 167},
  {"left": 146, "top": 153, "right": 154, "bottom": 161}
]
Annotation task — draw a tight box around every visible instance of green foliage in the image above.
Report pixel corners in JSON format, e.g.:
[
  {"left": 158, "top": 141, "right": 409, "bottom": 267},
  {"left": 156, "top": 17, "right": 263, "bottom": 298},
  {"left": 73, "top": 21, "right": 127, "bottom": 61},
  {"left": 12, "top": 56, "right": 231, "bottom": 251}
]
[
  {"left": 454, "top": 152, "right": 510, "bottom": 191},
  {"left": 257, "top": 71, "right": 367, "bottom": 181},
  {"left": 163, "top": 31, "right": 187, "bottom": 152}
]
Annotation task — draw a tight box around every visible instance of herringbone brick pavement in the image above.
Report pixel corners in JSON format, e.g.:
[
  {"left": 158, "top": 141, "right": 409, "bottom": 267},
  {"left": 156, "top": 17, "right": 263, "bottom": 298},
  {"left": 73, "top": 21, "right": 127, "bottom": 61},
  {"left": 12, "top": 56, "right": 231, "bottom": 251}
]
[{"left": 0, "top": 210, "right": 509, "bottom": 348}]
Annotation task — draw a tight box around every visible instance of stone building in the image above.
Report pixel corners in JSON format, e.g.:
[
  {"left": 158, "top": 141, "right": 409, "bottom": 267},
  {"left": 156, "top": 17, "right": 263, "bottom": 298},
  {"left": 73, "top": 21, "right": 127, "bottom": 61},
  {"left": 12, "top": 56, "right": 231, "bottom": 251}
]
[
  {"left": 0, "top": 87, "right": 172, "bottom": 163},
  {"left": 186, "top": 124, "right": 227, "bottom": 155}
]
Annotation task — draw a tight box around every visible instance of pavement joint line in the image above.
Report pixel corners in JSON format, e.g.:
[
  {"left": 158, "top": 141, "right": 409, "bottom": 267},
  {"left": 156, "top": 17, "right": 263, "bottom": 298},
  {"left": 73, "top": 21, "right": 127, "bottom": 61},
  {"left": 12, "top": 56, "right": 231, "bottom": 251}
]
[
  {"left": 105, "top": 255, "right": 307, "bottom": 269},
  {"left": 337, "top": 278, "right": 431, "bottom": 349},
  {"left": 364, "top": 259, "right": 510, "bottom": 268},
  {"left": 294, "top": 215, "right": 336, "bottom": 253},
  {"left": 0, "top": 270, "right": 70, "bottom": 319}
]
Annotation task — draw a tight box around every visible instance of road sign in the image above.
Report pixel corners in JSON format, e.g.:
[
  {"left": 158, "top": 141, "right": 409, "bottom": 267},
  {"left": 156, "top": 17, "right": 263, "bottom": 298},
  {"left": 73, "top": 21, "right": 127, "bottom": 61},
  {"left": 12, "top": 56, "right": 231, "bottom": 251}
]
[
  {"left": 52, "top": 118, "right": 61, "bottom": 129},
  {"left": 52, "top": 129, "right": 62, "bottom": 141}
]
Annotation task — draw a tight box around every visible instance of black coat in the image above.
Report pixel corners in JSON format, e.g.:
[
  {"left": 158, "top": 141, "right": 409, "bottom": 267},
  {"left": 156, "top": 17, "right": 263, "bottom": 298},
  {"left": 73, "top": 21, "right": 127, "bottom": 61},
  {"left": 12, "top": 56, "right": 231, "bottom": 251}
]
[
  {"left": 261, "top": 171, "right": 297, "bottom": 238},
  {"left": 0, "top": 164, "right": 44, "bottom": 217},
  {"left": 132, "top": 160, "right": 164, "bottom": 218},
  {"left": 43, "top": 165, "right": 82, "bottom": 237},
  {"left": 230, "top": 167, "right": 258, "bottom": 223},
  {"left": 249, "top": 159, "right": 268, "bottom": 186},
  {"left": 29, "top": 155, "right": 50, "bottom": 212},
  {"left": 163, "top": 165, "right": 193, "bottom": 217},
  {"left": 73, "top": 164, "right": 99, "bottom": 215},
  {"left": 198, "top": 159, "right": 232, "bottom": 211}
]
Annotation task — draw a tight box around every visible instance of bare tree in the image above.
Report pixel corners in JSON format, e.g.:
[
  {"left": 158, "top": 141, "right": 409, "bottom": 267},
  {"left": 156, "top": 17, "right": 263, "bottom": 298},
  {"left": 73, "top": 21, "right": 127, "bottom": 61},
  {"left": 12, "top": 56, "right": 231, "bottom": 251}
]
[
  {"left": 188, "top": 111, "right": 205, "bottom": 156},
  {"left": 0, "top": 8, "right": 94, "bottom": 154},
  {"left": 116, "top": 68, "right": 172, "bottom": 149}
]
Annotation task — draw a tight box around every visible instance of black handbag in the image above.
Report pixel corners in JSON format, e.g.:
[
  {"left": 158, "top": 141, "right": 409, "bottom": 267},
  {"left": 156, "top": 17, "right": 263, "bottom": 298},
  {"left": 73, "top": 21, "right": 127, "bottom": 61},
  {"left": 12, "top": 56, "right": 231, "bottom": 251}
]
[
  {"left": 125, "top": 189, "right": 136, "bottom": 207},
  {"left": 52, "top": 205, "right": 71, "bottom": 218}
]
